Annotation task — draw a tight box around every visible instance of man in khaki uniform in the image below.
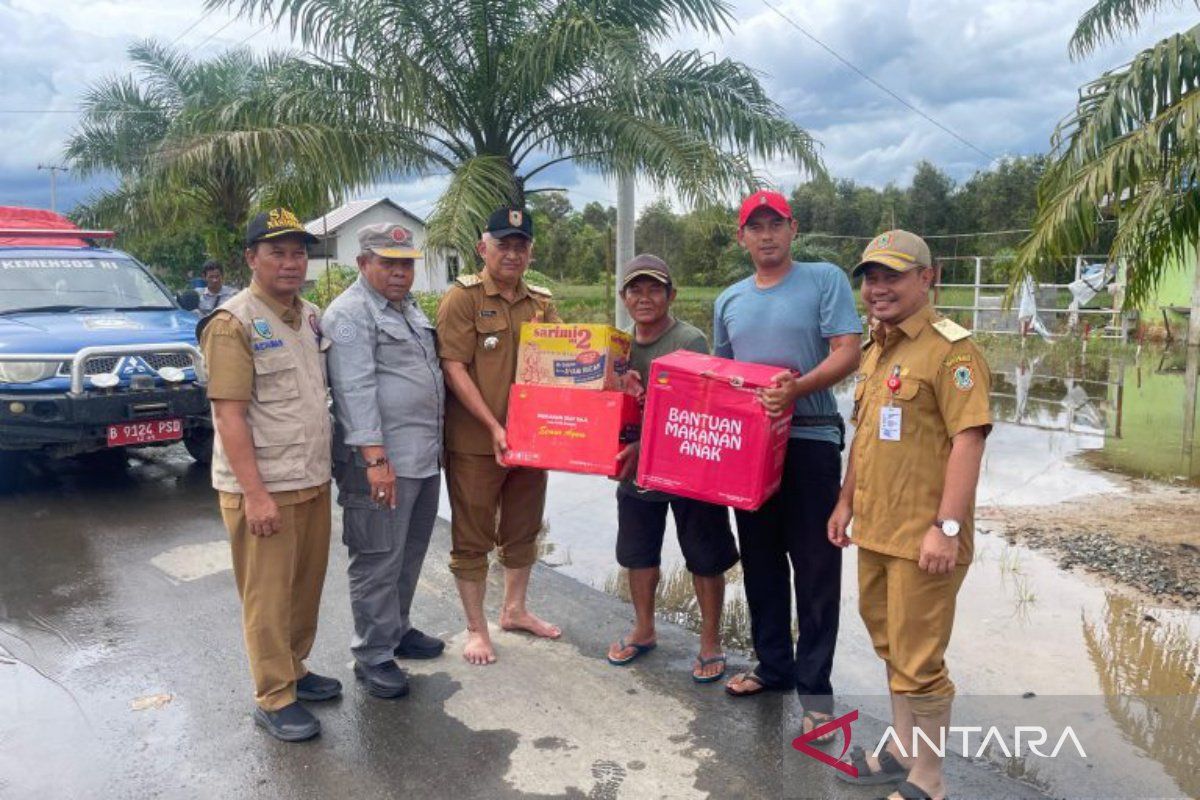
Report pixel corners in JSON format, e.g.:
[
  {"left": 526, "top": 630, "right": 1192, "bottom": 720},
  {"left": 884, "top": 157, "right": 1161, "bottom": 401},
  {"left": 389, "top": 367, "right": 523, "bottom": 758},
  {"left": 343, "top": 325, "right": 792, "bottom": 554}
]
[
  {"left": 436, "top": 207, "right": 562, "bottom": 666},
  {"left": 199, "top": 208, "right": 340, "bottom": 742},
  {"left": 827, "top": 230, "right": 991, "bottom": 800}
]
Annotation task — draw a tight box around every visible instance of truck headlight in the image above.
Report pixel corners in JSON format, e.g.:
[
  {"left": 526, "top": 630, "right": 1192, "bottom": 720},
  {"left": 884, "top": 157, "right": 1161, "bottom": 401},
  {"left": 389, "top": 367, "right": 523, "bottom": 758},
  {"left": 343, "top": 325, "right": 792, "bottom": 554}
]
[{"left": 0, "top": 361, "right": 59, "bottom": 384}]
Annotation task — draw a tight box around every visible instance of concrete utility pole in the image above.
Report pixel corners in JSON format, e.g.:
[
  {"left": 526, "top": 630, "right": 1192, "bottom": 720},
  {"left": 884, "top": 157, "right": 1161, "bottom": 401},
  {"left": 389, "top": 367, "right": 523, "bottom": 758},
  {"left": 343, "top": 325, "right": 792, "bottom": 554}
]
[
  {"left": 1189, "top": 238, "right": 1200, "bottom": 347},
  {"left": 37, "top": 164, "right": 69, "bottom": 213},
  {"left": 615, "top": 171, "right": 635, "bottom": 329}
]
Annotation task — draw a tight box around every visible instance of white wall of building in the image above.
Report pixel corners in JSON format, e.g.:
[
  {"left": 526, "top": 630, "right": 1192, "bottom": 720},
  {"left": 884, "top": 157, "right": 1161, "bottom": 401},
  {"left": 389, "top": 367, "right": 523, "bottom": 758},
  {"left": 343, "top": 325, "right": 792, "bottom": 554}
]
[{"left": 306, "top": 202, "right": 457, "bottom": 292}]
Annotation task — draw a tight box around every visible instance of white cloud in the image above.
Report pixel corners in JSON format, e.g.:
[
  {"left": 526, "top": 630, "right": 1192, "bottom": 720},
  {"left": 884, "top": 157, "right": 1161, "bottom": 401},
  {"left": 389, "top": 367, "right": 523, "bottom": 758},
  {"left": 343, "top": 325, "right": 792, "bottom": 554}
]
[{"left": 0, "top": 0, "right": 1194, "bottom": 215}]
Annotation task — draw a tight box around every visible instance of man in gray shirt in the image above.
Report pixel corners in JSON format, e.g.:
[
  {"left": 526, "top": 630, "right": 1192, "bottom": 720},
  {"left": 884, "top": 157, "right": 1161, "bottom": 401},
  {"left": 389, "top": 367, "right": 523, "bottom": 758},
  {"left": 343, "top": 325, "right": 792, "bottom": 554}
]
[
  {"left": 324, "top": 223, "right": 446, "bottom": 699},
  {"left": 197, "top": 260, "right": 237, "bottom": 314}
]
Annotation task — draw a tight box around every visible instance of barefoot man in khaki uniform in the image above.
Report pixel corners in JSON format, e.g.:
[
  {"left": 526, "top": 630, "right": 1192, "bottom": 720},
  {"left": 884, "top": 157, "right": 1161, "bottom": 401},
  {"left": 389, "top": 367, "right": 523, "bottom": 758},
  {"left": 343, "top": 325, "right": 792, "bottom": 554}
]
[{"left": 436, "top": 207, "right": 562, "bottom": 664}]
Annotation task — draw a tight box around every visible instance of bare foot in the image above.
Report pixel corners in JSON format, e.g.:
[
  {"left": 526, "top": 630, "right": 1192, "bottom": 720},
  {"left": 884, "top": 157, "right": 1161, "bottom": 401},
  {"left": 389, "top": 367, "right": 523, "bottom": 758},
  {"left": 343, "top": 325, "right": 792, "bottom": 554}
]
[
  {"left": 462, "top": 628, "right": 496, "bottom": 666},
  {"left": 499, "top": 608, "right": 561, "bottom": 639}
]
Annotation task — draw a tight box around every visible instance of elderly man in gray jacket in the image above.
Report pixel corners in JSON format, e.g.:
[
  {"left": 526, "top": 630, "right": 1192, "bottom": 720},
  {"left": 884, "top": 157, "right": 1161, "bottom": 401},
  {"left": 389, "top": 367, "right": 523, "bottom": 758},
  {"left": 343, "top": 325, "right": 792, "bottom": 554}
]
[{"left": 324, "top": 223, "right": 446, "bottom": 699}]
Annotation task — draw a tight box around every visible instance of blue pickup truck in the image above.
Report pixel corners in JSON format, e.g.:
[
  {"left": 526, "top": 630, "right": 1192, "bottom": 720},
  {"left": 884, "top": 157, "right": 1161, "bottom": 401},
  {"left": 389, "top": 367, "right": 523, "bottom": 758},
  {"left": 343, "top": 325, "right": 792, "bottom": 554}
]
[{"left": 0, "top": 208, "right": 212, "bottom": 485}]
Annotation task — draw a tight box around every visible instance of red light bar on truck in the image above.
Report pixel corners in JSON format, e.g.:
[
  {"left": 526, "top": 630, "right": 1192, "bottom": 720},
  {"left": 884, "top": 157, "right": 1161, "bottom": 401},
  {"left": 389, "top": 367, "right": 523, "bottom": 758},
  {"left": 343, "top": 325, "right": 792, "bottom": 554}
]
[{"left": 0, "top": 228, "right": 116, "bottom": 239}]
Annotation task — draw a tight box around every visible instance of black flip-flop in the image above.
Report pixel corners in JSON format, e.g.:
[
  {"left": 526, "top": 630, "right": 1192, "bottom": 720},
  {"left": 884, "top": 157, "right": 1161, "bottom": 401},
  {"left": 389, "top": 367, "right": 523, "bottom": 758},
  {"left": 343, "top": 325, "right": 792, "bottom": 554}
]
[
  {"left": 607, "top": 637, "right": 656, "bottom": 666},
  {"left": 723, "top": 671, "right": 790, "bottom": 698},
  {"left": 691, "top": 653, "right": 727, "bottom": 683},
  {"left": 801, "top": 710, "right": 838, "bottom": 745},
  {"left": 880, "top": 780, "right": 945, "bottom": 800},
  {"left": 836, "top": 745, "right": 908, "bottom": 785}
]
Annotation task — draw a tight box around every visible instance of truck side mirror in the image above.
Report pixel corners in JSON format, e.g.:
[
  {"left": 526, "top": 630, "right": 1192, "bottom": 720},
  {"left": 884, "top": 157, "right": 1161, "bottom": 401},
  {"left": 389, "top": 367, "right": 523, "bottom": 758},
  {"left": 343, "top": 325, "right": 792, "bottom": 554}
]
[{"left": 177, "top": 289, "right": 200, "bottom": 312}]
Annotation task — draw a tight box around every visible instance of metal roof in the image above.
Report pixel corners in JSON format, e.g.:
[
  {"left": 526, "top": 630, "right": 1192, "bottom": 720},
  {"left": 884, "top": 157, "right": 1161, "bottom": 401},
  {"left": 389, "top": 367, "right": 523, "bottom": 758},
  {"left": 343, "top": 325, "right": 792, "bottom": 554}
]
[{"left": 304, "top": 198, "right": 426, "bottom": 238}]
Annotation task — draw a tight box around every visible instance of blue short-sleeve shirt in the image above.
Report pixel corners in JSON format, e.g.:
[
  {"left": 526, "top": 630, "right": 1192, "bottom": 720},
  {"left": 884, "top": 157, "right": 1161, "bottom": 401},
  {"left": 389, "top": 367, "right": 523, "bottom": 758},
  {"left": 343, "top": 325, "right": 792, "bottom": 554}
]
[{"left": 713, "top": 261, "right": 862, "bottom": 444}]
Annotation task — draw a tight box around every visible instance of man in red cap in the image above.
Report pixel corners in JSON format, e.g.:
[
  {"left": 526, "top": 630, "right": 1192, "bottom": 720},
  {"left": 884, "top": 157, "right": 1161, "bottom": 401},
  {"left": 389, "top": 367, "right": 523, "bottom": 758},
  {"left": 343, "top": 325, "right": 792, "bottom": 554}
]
[{"left": 713, "top": 190, "right": 862, "bottom": 742}]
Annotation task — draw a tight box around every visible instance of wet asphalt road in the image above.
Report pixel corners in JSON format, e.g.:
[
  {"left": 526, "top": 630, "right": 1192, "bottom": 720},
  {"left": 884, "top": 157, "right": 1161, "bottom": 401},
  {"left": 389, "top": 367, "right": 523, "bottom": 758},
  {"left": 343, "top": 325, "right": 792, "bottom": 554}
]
[{"left": 0, "top": 446, "right": 1042, "bottom": 799}]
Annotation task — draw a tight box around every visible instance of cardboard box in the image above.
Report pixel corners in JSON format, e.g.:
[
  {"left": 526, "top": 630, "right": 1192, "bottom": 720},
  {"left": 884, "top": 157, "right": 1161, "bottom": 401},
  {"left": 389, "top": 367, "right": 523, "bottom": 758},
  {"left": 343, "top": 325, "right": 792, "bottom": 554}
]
[
  {"left": 503, "top": 384, "right": 641, "bottom": 476},
  {"left": 636, "top": 351, "right": 794, "bottom": 510},
  {"left": 517, "top": 323, "right": 631, "bottom": 391}
]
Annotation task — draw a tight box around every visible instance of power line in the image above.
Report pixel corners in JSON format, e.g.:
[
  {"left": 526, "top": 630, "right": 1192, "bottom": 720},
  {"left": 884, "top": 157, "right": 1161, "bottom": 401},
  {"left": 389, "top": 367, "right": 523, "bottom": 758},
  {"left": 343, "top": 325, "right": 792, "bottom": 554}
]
[
  {"left": 757, "top": 0, "right": 996, "bottom": 162},
  {"left": 195, "top": 16, "right": 240, "bottom": 49},
  {"left": 168, "top": 6, "right": 219, "bottom": 46},
  {"left": 234, "top": 22, "right": 272, "bottom": 48}
]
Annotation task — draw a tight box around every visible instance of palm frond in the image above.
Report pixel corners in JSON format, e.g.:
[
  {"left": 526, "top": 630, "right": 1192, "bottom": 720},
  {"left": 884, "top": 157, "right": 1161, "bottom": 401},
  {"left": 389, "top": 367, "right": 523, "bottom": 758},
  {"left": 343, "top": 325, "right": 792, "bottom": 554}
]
[
  {"left": 425, "top": 155, "right": 517, "bottom": 260},
  {"left": 1070, "top": 0, "right": 1197, "bottom": 59}
]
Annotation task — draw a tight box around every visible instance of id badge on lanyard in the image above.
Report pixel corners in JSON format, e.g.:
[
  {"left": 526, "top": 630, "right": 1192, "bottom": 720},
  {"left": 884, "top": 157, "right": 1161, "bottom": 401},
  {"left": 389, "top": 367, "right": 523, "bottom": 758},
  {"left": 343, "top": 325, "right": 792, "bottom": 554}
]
[{"left": 879, "top": 365, "right": 902, "bottom": 441}]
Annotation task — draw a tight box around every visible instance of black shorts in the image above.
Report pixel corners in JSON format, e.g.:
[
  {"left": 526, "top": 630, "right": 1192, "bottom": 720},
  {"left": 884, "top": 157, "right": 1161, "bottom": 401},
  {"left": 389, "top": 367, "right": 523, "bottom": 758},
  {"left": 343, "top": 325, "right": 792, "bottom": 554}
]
[{"left": 615, "top": 490, "right": 739, "bottom": 577}]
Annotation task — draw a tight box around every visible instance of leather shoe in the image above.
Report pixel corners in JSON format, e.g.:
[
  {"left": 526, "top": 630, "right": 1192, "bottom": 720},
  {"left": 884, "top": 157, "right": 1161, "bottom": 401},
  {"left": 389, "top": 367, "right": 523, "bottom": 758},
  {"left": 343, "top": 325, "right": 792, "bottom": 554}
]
[
  {"left": 394, "top": 628, "right": 446, "bottom": 659},
  {"left": 296, "top": 671, "right": 343, "bottom": 701},
  {"left": 354, "top": 660, "right": 410, "bottom": 698},
  {"left": 253, "top": 702, "right": 320, "bottom": 742}
]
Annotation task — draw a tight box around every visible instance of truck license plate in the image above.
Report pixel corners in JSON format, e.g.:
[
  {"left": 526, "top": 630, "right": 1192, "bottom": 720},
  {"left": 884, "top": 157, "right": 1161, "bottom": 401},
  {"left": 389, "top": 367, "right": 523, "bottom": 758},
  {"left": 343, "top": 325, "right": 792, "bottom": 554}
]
[{"left": 107, "top": 418, "right": 183, "bottom": 446}]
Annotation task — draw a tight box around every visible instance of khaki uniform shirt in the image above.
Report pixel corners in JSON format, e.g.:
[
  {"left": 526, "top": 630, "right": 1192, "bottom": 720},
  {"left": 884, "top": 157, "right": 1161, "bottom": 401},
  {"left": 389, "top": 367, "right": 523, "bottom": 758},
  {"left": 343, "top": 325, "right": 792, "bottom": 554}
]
[
  {"left": 436, "top": 271, "right": 559, "bottom": 455},
  {"left": 850, "top": 305, "right": 992, "bottom": 565},
  {"left": 199, "top": 282, "right": 331, "bottom": 506}
]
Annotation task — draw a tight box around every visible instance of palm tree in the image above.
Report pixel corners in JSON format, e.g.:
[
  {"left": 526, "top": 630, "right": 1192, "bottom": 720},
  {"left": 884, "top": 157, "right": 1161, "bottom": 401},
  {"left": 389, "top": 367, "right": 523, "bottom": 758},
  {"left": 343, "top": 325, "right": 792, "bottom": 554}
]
[
  {"left": 65, "top": 40, "right": 333, "bottom": 282},
  {"left": 161, "top": 0, "right": 822, "bottom": 259},
  {"left": 1014, "top": 0, "right": 1200, "bottom": 342}
]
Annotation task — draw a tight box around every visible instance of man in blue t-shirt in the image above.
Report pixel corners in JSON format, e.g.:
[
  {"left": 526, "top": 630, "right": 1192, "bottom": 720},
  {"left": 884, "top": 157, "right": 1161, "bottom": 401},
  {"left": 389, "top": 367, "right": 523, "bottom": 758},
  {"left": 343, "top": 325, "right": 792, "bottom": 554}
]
[{"left": 714, "top": 190, "right": 861, "bottom": 741}]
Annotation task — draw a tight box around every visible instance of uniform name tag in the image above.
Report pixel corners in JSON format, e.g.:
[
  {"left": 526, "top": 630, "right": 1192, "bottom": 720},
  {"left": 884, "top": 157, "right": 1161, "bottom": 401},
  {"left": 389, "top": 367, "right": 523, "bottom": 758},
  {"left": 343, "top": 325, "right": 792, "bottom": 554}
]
[{"left": 879, "top": 406, "right": 902, "bottom": 441}]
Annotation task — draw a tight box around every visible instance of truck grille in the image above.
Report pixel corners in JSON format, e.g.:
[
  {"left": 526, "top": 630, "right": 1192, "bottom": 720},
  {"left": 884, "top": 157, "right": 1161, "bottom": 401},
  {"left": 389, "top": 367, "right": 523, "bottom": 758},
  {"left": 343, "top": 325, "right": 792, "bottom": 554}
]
[{"left": 57, "top": 352, "right": 197, "bottom": 377}]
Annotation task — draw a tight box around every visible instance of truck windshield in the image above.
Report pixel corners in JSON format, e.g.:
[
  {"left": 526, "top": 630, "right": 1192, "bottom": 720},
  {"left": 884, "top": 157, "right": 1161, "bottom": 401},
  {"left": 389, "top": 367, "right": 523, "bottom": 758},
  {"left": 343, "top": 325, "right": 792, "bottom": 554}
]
[{"left": 0, "top": 256, "right": 174, "bottom": 314}]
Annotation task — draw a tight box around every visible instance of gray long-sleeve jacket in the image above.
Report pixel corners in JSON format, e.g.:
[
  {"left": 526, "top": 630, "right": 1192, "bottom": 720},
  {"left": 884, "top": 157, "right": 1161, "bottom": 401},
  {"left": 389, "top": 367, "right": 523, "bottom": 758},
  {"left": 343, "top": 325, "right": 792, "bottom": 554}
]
[{"left": 324, "top": 275, "right": 444, "bottom": 479}]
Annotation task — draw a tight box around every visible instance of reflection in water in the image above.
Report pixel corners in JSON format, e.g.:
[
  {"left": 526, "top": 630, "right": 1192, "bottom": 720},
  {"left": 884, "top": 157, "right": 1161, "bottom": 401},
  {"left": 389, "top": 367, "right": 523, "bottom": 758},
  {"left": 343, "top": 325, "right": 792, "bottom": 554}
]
[
  {"left": 985, "top": 343, "right": 1200, "bottom": 483},
  {"left": 1083, "top": 593, "right": 1200, "bottom": 799}
]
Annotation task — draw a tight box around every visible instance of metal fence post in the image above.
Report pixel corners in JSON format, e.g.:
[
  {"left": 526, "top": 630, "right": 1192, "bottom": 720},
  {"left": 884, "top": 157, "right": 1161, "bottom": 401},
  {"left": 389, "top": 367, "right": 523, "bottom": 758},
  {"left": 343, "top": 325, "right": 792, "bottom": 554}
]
[{"left": 973, "top": 257, "right": 982, "bottom": 332}]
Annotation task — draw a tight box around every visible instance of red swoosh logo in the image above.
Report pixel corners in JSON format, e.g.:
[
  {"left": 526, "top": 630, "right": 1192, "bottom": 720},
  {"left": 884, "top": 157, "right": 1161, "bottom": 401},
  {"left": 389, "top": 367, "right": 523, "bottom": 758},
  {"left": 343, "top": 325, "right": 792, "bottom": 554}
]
[{"left": 791, "top": 709, "right": 859, "bottom": 778}]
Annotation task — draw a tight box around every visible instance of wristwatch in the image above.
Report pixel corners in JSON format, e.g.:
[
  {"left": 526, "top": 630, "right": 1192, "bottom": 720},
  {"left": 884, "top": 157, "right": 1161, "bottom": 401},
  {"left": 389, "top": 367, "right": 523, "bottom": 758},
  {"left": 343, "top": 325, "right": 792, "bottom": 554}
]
[
  {"left": 364, "top": 455, "right": 390, "bottom": 469},
  {"left": 936, "top": 519, "right": 961, "bottom": 537}
]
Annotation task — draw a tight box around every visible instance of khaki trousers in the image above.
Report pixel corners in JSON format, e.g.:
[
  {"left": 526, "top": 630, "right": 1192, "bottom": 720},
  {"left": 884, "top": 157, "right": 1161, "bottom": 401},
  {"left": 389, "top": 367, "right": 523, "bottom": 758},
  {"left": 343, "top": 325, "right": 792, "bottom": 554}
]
[
  {"left": 445, "top": 452, "right": 546, "bottom": 581},
  {"left": 220, "top": 484, "right": 331, "bottom": 711},
  {"left": 857, "top": 547, "right": 968, "bottom": 716}
]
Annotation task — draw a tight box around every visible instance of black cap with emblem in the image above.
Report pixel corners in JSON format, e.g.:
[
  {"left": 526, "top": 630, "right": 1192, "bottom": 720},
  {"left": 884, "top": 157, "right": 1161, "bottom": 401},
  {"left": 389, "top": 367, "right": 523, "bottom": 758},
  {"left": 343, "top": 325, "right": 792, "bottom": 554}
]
[
  {"left": 484, "top": 207, "right": 533, "bottom": 240},
  {"left": 245, "top": 207, "right": 319, "bottom": 247}
]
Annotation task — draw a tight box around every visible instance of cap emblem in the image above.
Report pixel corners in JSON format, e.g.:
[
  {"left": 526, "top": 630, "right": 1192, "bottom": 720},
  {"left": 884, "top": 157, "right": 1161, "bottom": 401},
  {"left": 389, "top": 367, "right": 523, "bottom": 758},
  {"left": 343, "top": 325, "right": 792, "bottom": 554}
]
[{"left": 267, "top": 208, "right": 302, "bottom": 230}]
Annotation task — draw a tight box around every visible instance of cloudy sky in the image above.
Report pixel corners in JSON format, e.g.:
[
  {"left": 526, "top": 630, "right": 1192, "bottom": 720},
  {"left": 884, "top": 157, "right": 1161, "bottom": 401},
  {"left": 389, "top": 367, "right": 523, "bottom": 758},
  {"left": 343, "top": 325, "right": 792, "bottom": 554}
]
[{"left": 0, "top": 0, "right": 1194, "bottom": 219}]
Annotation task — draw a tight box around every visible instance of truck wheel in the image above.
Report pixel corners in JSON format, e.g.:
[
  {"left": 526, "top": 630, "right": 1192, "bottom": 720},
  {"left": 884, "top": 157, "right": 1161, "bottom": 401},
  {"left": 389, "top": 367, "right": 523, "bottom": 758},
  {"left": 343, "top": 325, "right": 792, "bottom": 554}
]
[{"left": 184, "top": 428, "right": 214, "bottom": 465}]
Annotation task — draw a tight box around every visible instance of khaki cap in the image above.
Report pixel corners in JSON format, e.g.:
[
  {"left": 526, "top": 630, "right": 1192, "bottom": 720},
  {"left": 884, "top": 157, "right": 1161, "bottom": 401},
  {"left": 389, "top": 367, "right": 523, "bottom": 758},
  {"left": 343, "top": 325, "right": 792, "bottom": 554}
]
[
  {"left": 852, "top": 230, "right": 932, "bottom": 277},
  {"left": 358, "top": 223, "right": 423, "bottom": 259}
]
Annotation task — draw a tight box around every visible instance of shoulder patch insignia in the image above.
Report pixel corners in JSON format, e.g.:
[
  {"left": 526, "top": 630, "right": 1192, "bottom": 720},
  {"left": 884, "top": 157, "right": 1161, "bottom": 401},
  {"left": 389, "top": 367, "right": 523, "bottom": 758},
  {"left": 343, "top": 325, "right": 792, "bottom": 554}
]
[
  {"left": 455, "top": 273, "right": 483, "bottom": 288},
  {"left": 527, "top": 283, "right": 553, "bottom": 298},
  {"left": 931, "top": 318, "right": 971, "bottom": 342},
  {"left": 952, "top": 364, "right": 975, "bottom": 391}
]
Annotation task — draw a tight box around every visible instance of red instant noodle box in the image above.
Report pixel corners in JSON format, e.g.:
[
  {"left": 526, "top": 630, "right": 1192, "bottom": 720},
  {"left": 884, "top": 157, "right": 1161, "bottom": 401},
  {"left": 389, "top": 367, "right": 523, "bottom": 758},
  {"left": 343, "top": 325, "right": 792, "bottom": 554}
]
[
  {"left": 503, "top": 384, "right": 641, "bottom": 476},
  {"left": 636, "top": 351, "right": 794, "bottom": 510}
]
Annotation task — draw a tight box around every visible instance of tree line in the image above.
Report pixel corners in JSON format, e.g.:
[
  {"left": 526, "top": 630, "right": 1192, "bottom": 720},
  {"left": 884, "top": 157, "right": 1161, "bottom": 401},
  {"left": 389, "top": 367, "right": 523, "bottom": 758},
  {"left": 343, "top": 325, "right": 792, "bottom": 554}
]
[{"left": 526, "top": 155, "right": 1052, "bottom": 287}]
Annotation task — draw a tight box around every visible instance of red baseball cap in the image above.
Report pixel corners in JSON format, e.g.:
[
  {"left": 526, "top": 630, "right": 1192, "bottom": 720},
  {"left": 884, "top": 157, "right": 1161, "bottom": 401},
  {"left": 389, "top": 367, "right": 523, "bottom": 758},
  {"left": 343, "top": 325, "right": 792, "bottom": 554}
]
[{"left": 738, "top": 190, "right": 793, "bottom": 228}]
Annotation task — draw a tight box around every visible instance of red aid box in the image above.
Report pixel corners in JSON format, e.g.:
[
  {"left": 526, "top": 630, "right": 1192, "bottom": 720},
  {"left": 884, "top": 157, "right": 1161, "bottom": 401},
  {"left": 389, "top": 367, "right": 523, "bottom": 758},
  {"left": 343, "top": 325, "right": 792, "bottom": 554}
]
[
  {"left": 503, "top": 384, "right": 640, "bottom": 476},
  {"left": 636, "top": 351, "right": 794, "bottom": 510}
]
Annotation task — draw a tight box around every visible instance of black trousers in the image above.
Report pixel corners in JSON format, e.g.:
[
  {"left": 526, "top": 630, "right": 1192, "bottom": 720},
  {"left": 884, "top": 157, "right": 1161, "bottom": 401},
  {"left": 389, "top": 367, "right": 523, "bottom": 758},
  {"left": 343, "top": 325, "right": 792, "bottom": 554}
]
[{"left": 733, "top": 438, "right": 842, "bottom": 715}]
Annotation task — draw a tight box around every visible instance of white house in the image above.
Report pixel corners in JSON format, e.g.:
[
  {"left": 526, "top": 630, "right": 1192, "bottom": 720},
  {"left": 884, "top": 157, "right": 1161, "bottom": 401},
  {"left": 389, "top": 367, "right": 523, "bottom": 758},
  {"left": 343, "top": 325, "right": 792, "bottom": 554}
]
[{"left": 303, "top": 197, "right": 459, "bottom": 292}]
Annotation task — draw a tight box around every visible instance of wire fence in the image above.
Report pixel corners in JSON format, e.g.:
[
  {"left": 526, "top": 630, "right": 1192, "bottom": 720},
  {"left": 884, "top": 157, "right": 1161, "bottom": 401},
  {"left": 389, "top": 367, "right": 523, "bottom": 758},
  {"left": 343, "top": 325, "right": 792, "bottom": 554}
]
[{"left": 932, "top": 255, "right": 1134, "bottom": 341}]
